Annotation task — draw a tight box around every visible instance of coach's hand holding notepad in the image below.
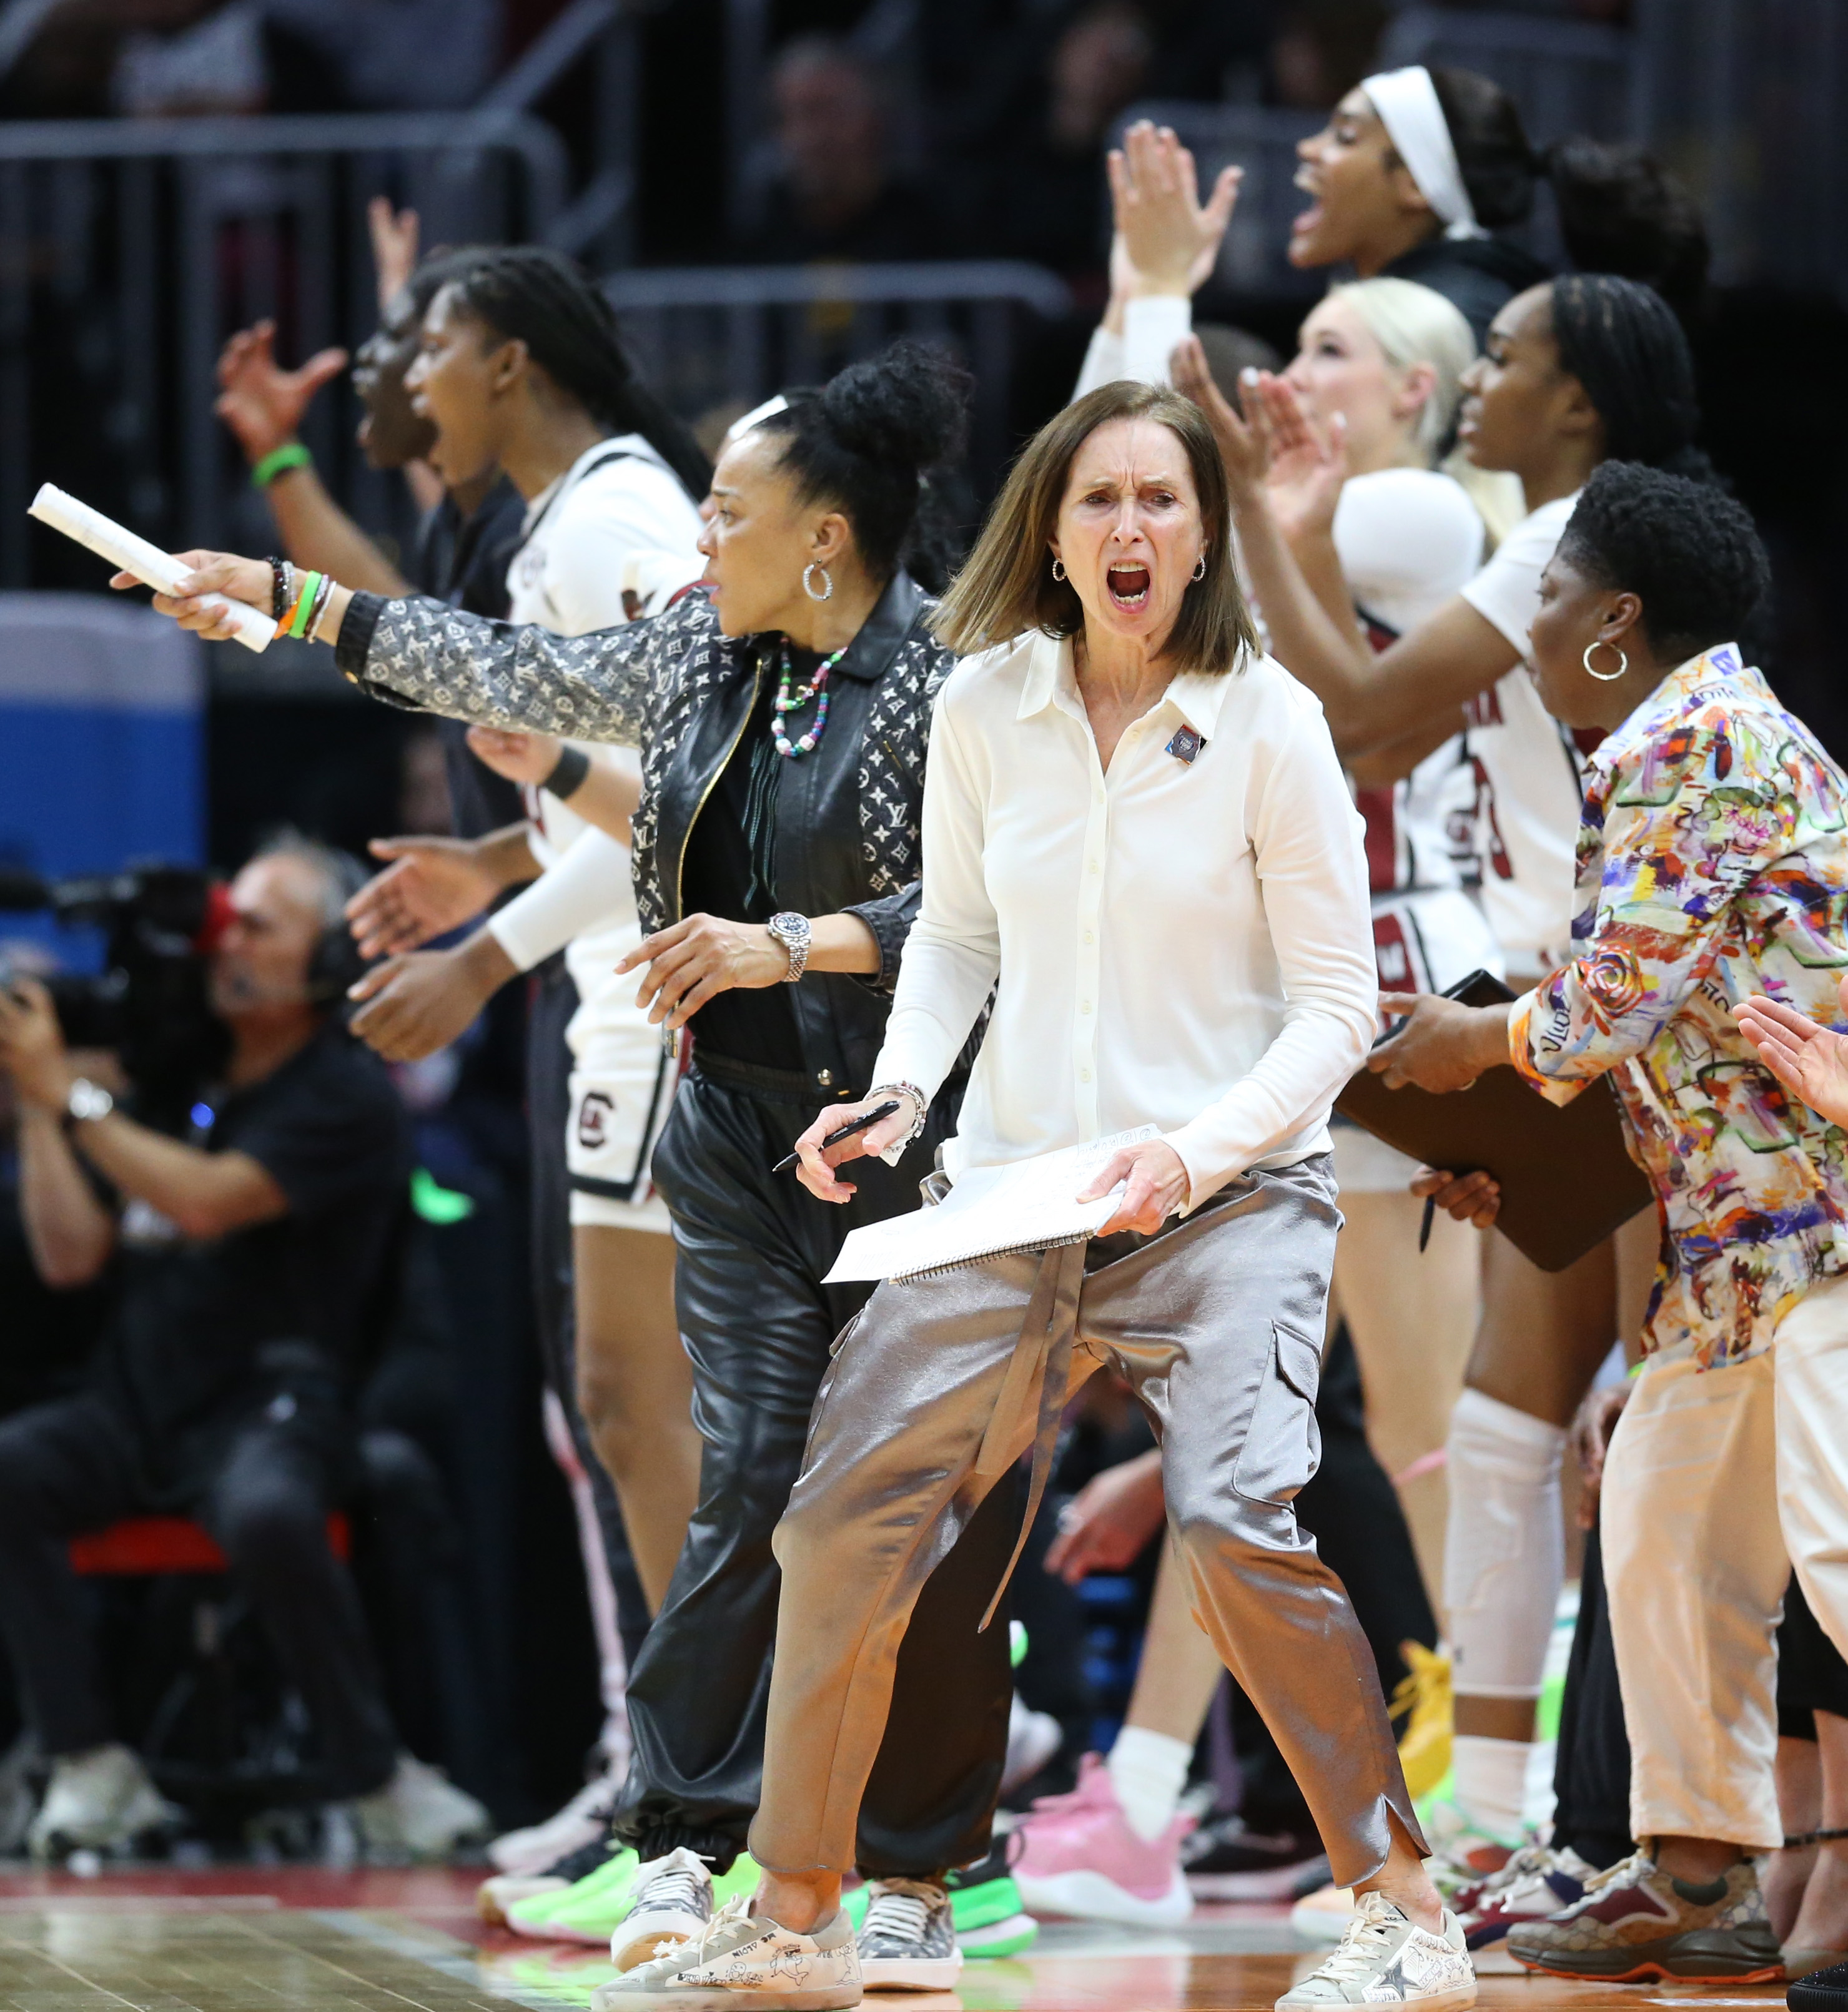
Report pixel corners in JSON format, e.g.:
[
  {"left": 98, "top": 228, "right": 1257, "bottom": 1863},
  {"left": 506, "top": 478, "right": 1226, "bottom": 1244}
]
[
  {"left": 823, "top": 1127, "right": 1159, "bottom": 1285},
  {"left": 29, "top": 485, "right": 275, "bottom": 652}
]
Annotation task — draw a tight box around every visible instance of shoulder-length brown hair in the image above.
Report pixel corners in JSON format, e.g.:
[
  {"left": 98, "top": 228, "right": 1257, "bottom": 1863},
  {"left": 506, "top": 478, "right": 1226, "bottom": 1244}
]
[{"left": 932, "top": 380, "right": 1258, "bottom": 675}]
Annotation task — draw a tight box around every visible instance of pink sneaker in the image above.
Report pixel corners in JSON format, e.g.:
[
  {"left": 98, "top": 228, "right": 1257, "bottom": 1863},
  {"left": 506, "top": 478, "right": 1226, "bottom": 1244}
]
[{"left": 1009, "top": 1753, "right": 1195, "bottom": 1926}]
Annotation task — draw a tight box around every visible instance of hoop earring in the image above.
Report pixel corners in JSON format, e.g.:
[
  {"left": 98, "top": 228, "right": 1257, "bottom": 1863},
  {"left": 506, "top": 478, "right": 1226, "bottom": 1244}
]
[
  {"left": 1050, "top": 558, "right": 1066, "bottom": 582},
  {"left": 803, "top": 562, "right": 833, "bottom": 603},
  {"left": 1584, "top": 638, "right": 1628, "bottom": 683},
  {"left": 1191, "top": 555, "right": 1207, "bottom": 582}
]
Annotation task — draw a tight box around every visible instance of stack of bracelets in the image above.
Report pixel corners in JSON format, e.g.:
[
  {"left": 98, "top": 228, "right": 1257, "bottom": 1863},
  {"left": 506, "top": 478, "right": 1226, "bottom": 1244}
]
[{"left": 269, "top": 559, "right": 335, "bottom": 640}]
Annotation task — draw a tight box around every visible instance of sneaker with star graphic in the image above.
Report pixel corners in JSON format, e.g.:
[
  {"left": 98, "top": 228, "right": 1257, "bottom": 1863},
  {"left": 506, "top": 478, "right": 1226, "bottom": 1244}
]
[
  {"left": 1276, "top": 1891, "right": 1476, "bottom": 2011},
  {"left": 591, "top": 1894, "right": 861, "bottom": 2011}
]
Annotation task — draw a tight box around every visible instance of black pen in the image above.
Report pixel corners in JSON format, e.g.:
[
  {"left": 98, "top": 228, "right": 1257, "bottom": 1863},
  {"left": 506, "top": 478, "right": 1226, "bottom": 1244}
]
[
  {"left": 1418, "top": 1194, "right": 1436, "bottom": 1253},
  {"left": 773, "top": 1100, "right": 902, "bottom": 1175}
]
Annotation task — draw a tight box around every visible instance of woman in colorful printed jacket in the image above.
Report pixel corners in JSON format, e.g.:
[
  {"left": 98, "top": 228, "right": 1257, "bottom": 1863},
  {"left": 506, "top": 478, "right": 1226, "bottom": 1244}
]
[{"left": 1375, "top": 460, "right": 1848, "bottom": 1985}]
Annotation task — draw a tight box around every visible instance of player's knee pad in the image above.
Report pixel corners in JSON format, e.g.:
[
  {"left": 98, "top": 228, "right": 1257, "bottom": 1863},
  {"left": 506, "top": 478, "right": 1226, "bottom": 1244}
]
[{"left": 1443, "top": 1388, "right": 1566, "bottom": 1698}]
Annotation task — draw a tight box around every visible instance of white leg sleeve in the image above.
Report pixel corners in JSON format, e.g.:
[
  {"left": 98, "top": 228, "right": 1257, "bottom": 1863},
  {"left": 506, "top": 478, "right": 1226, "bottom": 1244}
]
[{"left": 1443, "top": 1388, "right": 1566, "bottom": 1700}]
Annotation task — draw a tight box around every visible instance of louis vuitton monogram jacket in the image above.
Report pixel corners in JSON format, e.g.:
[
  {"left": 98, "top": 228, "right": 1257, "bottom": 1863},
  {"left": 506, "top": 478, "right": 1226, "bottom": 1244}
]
[{"left": 337, "top": 571, "right": 949, "bottom": 1100}]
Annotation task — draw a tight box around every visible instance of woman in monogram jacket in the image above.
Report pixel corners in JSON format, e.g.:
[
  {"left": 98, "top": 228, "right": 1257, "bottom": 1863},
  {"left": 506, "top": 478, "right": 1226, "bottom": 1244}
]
[{"left": 148, "top": 342, "right": 1022, "bottom": 1965}]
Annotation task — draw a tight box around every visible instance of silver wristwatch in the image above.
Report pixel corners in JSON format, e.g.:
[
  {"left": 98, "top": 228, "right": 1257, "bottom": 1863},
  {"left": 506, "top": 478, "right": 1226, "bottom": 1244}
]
[
  {"left": 766, "top": 910, "right": 813, "bottom": 984},
  {"left": 66, "top": 1077, "right": 115, "bottom": 1123}
]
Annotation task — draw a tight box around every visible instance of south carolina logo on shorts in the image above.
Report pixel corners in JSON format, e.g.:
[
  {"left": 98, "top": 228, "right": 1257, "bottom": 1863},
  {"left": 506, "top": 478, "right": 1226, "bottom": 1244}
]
[{"left": 576, "top": 1090, "right": 616, "bottom": 1150}]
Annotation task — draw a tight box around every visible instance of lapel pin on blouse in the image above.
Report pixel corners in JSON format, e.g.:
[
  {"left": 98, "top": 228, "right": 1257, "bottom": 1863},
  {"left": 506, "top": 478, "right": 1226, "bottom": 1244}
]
[{"left": 1166, "top": 725, "right": 1205, "bottom": 764}]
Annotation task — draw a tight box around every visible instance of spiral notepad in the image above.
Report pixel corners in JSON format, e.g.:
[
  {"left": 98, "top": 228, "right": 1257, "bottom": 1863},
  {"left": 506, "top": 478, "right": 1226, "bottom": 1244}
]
[{"left": 823, "top": 1127, "right": 1159, "bottom": 1285}]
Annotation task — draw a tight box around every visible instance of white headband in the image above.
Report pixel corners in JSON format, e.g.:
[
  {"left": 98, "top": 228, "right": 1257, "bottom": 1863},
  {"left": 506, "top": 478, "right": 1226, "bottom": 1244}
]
[
  {"left": 722, "top": 393, "right": 791, "bottom": 449},
  {"left": 1361, "top": 66, "right": 1486, "bottom": 241}
]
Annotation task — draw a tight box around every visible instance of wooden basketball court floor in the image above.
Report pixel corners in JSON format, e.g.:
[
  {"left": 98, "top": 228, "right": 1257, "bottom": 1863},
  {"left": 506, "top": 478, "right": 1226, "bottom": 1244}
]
[{"left": 0, "top": 1868, "right": 1794, "bottom": 2012}]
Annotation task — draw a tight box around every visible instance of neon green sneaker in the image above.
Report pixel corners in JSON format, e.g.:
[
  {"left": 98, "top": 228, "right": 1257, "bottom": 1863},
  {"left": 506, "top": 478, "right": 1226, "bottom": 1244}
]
[
  {"left": 844, "top": 1848, "right": 1038, "bottom": 1960},
  {"left": 507, "top": 1847, "right": 640, "bottom": 1944}
]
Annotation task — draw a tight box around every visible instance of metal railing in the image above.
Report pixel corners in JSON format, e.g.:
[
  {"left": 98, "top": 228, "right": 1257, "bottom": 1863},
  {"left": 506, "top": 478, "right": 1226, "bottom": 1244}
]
[
  {"left": 483, "top": 0, "right": 651, "bottom": 268},
  {"left": 1378, "top": 7, "right": 1642, "bottom": 149},
  {"left": 0, "top": 111, "right": 566, "bottom": 588},
  {"left": 603, "top": 260, "right": 1072, "bottom": 490}
]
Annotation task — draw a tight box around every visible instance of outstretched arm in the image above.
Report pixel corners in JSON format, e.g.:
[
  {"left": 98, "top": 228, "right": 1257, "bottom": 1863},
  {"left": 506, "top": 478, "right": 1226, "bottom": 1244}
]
[{"left": 124, "top": 553, "right": 670, "bottom": 749}]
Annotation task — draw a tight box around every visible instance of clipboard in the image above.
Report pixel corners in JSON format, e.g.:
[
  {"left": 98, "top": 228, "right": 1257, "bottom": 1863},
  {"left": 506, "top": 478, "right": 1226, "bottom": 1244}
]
[{"left": 1334, "top": 969, "right": 1654, "bottom": 1273}]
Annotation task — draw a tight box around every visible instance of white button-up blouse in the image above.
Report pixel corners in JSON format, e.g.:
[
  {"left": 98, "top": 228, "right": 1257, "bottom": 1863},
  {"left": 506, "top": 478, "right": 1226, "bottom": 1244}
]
[{"left": 871, "top": 630, "right": 1377, "bottom": 1208}]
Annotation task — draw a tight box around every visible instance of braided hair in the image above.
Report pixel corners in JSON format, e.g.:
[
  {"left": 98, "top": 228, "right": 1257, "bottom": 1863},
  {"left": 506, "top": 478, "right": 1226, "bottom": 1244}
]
[
  {"left": 1548, "top": 274, "right": 1711, "bottom": 482},
  {"left": 443, "top": 246, "right": 711, "bottom": 501},
  {"left": 756, "top": 339, "right": 972, "bottom": 583}
]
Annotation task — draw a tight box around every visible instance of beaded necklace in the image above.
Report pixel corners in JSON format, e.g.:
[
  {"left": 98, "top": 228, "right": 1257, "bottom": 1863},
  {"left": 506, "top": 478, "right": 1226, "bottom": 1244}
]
[{"left": 772, "top": 639, "right": 846, "bottom": 758}]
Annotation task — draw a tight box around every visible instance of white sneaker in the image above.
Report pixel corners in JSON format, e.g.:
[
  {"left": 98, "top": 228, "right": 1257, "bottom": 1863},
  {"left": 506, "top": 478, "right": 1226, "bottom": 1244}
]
[
  {"left": 28, "top": 1743, "right": 171, "bottom": 1860},
  {"left": 1001, "top": 1695, "right": 1062, "bottom": 1794},
  {"left": 488, "top": 1761, "right": 621, "bottom": 1875},
  {"left": 1278, "top": 1892, "right": 1476, "bottom": 2011},
  {"left": 351, "top": 1753, "right": 490, "bottom": 1862},
  {"left": 593, "top": 1895, "right": 861, "bottom": 2010},
  {"left": 854, "top": 1878, "right": 963, "bottom": 1991},
  {"left": 615, "top": 1847, "right": 717, "bottom": 1971}
]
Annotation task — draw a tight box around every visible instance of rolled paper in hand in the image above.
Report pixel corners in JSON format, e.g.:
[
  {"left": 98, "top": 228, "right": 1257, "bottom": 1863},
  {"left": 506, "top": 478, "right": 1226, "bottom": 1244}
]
[{"left": 28, "top": 483, "right": 276, "bottom": 653}]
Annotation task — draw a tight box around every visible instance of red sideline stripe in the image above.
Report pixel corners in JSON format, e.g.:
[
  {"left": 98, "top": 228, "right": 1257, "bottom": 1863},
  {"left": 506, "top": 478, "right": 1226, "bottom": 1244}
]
[{"left": 70, "top": 1512, "right": 351, "bottom": 1574}]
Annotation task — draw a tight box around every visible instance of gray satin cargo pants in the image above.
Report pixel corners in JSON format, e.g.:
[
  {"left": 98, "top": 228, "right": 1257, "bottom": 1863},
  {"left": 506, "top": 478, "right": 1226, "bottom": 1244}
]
[{"left": 749, "top": 1154, "right": 1426, "bottom": 1891}]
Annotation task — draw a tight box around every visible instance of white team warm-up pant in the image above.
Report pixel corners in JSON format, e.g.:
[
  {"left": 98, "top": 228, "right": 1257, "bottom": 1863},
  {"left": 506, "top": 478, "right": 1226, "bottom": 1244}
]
[{"left": 1601, "top": 1274, "right": 1848, "bottom": 1850}]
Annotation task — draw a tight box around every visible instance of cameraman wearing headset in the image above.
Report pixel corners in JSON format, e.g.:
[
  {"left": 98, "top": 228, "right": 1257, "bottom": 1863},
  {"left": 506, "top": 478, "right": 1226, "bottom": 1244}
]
[{"left": 0, "top": 837, "right": 485, "bottom": 1861}]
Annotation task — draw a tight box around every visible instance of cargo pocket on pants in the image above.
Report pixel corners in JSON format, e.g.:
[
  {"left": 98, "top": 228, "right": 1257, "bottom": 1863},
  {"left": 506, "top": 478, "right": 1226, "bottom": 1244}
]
[{"left": 1232, "top": 1323, "right": 1323, "bottom": 1503}]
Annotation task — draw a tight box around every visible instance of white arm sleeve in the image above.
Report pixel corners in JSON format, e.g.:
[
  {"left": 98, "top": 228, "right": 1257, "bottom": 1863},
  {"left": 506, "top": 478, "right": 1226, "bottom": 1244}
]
[
  {"left": 1072, "top": 297, "right": 1195, "bottom": 402},
  {"left": 1120, "top": 295, "right": 1193, "bottom": 387},
  {"left": 486, "top": 823, "right": 633, "bottom": 974}
]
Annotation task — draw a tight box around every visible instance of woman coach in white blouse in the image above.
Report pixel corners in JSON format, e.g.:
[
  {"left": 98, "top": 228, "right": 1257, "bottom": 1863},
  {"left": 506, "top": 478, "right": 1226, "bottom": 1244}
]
[{"left": 614, "top": 380, "right": 1475, "bottom": 2012}]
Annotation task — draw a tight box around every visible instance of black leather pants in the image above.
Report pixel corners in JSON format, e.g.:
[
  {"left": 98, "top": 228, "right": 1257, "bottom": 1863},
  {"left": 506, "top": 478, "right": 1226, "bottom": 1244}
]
[{"left": 615, "top": 1062, "right": 1015, "bottom": 1878}]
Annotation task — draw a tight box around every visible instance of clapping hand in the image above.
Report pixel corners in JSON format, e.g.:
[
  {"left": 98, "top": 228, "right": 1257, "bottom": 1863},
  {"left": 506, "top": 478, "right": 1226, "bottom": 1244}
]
[
  {"left": 1107, "top": 119, "right": 1242, "bottom": 298},
  {"left": 1255, "top": 372, "right": 1349, "bottom": 543},
  {"left": 1170, "top": 333, "right": 1268, "bottom": 496},
  {"left": 346, "top": 837, "right": 503, "bottom": 958},
  {"left": 348, "top": 945, "right": 500, "bottom": 1062},
  {"left": 1736, "top": 983, "right": 1848, "bottom": 1129}
]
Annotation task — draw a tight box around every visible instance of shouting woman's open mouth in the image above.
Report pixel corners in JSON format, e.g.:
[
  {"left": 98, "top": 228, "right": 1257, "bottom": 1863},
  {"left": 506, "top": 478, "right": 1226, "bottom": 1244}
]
[{"left": 1107, "top": 561, "right": 1152, "bottom": 611}]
